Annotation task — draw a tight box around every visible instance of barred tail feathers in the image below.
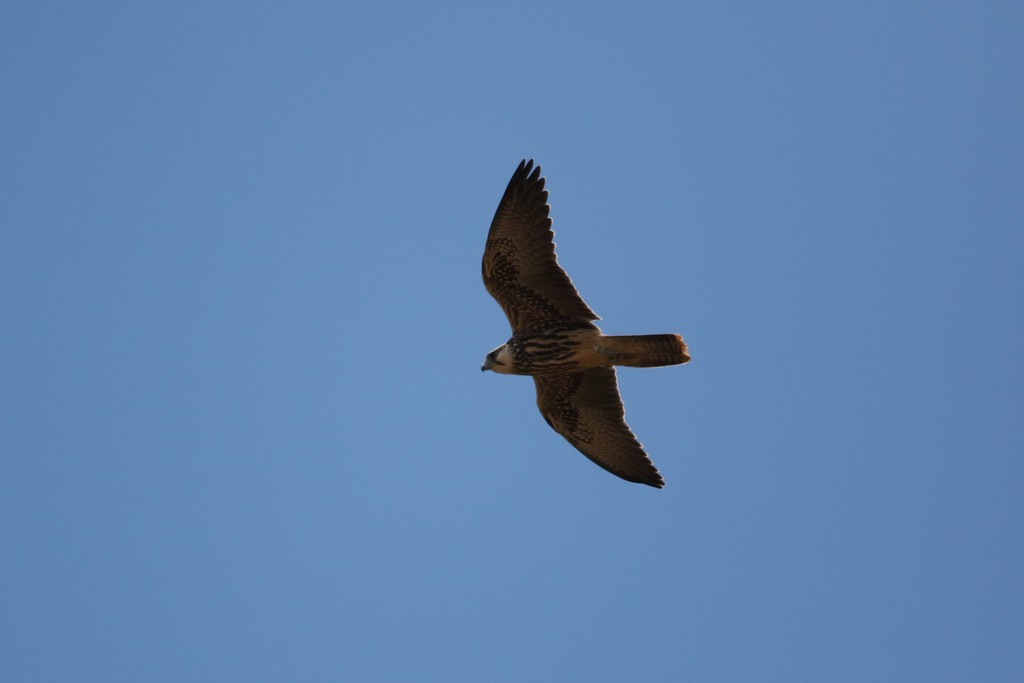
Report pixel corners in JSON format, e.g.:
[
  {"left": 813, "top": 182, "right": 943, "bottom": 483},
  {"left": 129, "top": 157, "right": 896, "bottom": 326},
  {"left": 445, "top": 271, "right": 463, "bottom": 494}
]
[{"left": 597, "top": 334, "right": 691, "bottom": 368}]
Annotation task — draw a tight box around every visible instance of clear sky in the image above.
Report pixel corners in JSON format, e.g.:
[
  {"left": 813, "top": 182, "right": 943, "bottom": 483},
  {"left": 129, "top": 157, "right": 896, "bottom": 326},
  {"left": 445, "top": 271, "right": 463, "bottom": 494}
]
[{"left": 2, "top": 2, "right": 1022, "bottom": 681}]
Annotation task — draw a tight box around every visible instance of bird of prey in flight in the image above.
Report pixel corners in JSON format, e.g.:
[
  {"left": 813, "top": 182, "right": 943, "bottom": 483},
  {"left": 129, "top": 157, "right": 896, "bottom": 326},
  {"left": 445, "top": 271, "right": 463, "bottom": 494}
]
[{"left": 481, "top": 159, "right": 690, "bottom": 488}]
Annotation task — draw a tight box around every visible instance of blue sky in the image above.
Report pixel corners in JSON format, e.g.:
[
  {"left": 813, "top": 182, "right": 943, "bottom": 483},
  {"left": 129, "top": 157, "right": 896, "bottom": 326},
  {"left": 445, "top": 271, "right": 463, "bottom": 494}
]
[{"left": 2, "top": 2, "right": 1022, "bottom": 680}]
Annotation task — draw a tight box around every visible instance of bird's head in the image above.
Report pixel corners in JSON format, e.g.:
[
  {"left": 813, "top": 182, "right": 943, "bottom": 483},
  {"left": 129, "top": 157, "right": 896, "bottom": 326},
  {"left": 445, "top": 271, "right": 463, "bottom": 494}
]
[{"left": 481, "top": 344, "right": 514, "bottom": 373}]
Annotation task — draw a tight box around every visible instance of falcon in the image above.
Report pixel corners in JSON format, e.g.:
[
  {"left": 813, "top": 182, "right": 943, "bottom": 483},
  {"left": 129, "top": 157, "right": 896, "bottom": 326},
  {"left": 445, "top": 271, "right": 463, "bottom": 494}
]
[{"left": 481, "top": 159, "right": 691, "bottom": 488}]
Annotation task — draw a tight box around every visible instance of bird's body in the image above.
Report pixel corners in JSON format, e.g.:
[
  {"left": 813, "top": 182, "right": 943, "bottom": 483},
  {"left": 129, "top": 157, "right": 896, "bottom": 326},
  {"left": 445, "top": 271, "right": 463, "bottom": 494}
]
[
  {"left": 483, "top": 326, "right": 688, "bottom": 376},
  {"left": 484, "top": 325, "right": 603, "bottom": 375},
  {"left": 481, "top": 160, "right": 690, "bottom": 488}
]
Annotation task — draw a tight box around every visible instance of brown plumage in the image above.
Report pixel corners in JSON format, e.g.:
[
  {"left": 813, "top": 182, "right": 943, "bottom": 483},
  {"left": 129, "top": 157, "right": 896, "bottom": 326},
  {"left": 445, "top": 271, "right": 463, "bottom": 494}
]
[{"left": 481, "top": 160, "right": 691, "bottom": 488}]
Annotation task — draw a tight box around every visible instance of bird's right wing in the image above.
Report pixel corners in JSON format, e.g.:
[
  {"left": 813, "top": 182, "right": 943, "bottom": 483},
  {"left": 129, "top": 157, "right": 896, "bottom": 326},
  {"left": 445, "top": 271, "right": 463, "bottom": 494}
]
[{"left": 534, "top": 367, "right": 664, "bottom": 488}]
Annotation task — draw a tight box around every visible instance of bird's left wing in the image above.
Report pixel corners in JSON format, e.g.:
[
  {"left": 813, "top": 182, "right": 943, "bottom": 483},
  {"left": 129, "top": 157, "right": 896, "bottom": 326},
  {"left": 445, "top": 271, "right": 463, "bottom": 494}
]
[{"left": 483, "top": 160, "right": 599, "bottom": 334}]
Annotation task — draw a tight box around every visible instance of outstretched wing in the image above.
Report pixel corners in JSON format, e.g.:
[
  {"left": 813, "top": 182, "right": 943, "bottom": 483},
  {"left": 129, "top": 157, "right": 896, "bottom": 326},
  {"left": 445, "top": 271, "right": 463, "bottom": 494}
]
[
  {"left": 483, "top": 159, "right": 599, "bottom": 334},
  {"left": 534, "top": 368, "right": 664, "bottom": 488}
]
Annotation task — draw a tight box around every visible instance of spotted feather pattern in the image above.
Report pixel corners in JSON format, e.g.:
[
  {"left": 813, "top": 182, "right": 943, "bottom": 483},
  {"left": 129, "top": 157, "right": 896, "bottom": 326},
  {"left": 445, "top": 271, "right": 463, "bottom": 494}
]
[{"left": 482, "top": 160, "right": 599, "bottom": 334}]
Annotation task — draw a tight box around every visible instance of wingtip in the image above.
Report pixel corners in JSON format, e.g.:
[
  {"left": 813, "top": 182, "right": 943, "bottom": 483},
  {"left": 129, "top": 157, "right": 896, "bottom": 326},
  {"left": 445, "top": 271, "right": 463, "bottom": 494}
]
[
  {"left": 616, "top": 464, "right": 665, "bottom": 488},
  {"left": 633, "top": 458, "right": 666, "bottom": 488},
  {"left": 640, "top": 471, "right": 666, "bottom": 489},
  {"left": 517, "top": 158, "right": 540, "bottom": 180}
]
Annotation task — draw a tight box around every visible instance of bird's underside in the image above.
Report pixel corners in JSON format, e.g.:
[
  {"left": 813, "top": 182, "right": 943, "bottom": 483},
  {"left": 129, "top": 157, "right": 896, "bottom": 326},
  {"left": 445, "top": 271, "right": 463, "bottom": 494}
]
[{"left": 481, "top": 159, "right": 690, "bottom": 488}]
